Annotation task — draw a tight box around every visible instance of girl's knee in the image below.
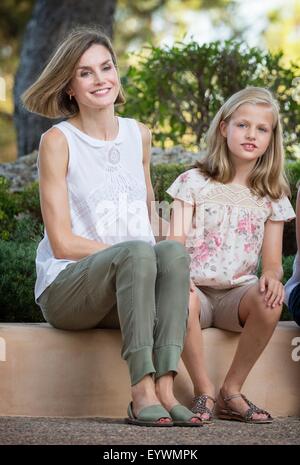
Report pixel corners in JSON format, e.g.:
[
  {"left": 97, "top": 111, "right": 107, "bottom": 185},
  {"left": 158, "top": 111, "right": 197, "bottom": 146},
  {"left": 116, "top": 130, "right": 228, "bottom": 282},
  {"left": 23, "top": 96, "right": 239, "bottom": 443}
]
[
  {"left": 187, "top": 292, "right": 201, "bottom": 329},
  {"left": 249, "top": 290, "right": 282, "bottom": 323}
]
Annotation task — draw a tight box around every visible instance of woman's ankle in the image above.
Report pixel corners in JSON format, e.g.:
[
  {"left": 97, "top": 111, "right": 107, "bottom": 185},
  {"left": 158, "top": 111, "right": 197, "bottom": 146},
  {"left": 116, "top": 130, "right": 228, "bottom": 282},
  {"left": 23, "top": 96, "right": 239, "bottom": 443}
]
[
  {"left": 220, "top": 382, "right": 242, "bottom": 398},
  {"left": 193, "top": 381, "right": 215, "bottom": 398},
  {"left": 131, "top": 375, "right": 158, "bottom": 408},
  {"left": 155, "top": 373, "right": 178, "bottom": 411}
]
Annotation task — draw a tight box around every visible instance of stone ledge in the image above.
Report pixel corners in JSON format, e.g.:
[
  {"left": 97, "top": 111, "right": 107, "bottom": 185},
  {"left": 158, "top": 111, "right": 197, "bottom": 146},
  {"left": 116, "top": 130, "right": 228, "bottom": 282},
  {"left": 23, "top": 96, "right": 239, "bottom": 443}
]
[{"left": 0, "top": 322, "right": 299, "bottom": 417}]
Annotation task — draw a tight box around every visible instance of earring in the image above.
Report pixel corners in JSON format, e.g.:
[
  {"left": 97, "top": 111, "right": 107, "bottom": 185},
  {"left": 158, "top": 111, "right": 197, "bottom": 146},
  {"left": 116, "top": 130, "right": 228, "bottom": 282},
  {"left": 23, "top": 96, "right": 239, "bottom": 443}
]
[{"left": 69, "top": 94, "right": 72, "bottom": 101}]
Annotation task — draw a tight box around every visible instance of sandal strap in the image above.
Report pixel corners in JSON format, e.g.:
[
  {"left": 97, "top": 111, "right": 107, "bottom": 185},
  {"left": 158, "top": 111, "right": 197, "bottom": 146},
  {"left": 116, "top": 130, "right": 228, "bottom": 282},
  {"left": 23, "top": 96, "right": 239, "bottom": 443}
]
[
  {"left": 191, "top": 394, "right": 216, "bottom": 416},
  {"left": 241, "top": 395, "right": 272, "bottom": 419},
  {"left": 220, "top": 392, "right": 272, "bottom": 420},
  {"left": 222, "top": 393, "right": 243, "bottom": 402}
]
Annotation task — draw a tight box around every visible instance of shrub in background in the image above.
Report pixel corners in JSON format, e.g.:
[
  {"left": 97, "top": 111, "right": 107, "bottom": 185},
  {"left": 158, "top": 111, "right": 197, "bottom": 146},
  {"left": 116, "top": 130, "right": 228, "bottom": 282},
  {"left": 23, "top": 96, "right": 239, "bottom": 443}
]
[
  {"left": 0, "top": 159, "right": 298, "bottom": 322},
  {"left": 0, "top": 176, "right": 22, "bottom": 240},
  {"left": 0, "top": 239, "right": 43, "bottom": 322},
  {"left": 123, "top": 40, "right": 300, "bottom": 157},
  {"left": 0, "top": 238, "right": 293, "bottom": 322}
]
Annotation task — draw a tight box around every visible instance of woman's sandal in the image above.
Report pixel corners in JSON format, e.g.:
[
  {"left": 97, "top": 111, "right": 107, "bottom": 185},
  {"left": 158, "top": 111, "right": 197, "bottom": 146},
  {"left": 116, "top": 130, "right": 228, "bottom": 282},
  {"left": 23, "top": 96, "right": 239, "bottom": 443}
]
[
  {"left": 190, "top": 394, "right": 216, "bottom": 423},
  {"left": 125, "top": 402, "right": 174, "bottom": 427},
  {"left": 216, "top": 392, "right": 273, "bottom": 424},
  {"left": 169, "top": 404, "right": 203, "bottom": 427}
]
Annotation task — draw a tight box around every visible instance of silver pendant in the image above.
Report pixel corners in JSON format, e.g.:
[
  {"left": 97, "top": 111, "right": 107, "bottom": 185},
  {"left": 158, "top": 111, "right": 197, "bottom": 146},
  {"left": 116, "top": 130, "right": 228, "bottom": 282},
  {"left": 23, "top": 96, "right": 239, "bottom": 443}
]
[{"left": 108, "top": 146, "right": 120, "bottom": 165}]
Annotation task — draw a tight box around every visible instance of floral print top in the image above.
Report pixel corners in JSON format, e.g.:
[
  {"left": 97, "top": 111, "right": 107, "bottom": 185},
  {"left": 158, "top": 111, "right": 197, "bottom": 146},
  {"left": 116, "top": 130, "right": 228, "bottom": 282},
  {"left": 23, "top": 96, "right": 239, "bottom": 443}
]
[{"left": 167, "top": 169, "right": 296, "bottom": 289}]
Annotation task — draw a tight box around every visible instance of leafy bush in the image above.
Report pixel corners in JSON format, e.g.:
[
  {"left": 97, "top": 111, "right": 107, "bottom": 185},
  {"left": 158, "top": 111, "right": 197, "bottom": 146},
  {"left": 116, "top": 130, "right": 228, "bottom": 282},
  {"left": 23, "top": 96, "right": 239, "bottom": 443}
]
[
  {"left": 152, "top": 160, "right": 299, "bottom": 206},
  {"left": 286, "top": 161, "right": 300, "bottom": 209},
  {"left": 0, "top": 239, "right": 43, "bottom": 322},
  {"left": 0, "top": 159, "right": 299, "bottom": 246},
  {"left": 19, "top": 181, "right": 42, "bottom": 222},
  {"left": 0, "top": 176, "right": 42, "bottom": 242},
  {"left": 151, "top": 164, "right": 187, "bottom": 203},
  {"left": 0, "top": 237, "right": 294, "bottom": 322},
  {"left": 0, "top": 176, "right": 22, "bottom": 240},
  {"left": 122, "top": 40, "right": 300, "bottom": 157},
  {"left": 0, "top": 160, "right": 298, "bottom": 322}
]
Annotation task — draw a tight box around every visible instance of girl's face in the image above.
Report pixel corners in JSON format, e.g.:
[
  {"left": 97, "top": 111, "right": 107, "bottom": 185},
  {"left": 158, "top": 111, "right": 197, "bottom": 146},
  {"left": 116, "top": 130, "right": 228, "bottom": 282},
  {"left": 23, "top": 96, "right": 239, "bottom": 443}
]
[
  {"left": 68, "top": 44, "right": 120, "bottom": 110},
  {"left": 220, "top": 103, "right": 274, "bottom": 166}
]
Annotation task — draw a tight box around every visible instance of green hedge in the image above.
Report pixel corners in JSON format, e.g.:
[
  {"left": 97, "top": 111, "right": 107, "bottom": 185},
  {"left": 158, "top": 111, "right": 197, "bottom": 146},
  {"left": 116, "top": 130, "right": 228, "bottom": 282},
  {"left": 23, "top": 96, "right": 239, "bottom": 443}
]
[
  {"left": 151, "top": 161, "right": 300, "bottom": 208},
  {"left": 1, "top": 161, "right": 299, "bottom": 241},
  {"left": 0, "top": 160, "right": 298, "bottom": 322},
  {"left": 0, "top": 238, "right": 294, "bottom": 322},
  {"left": 0, "top": 239, "right": 42, "bottom": 322}
]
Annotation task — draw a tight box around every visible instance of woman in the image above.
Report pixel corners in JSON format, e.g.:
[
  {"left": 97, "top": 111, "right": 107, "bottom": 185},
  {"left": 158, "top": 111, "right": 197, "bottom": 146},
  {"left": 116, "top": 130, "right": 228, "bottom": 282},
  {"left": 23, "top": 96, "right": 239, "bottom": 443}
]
[{"left": 22, "top": 27, "right": 201, "bottom": 427}]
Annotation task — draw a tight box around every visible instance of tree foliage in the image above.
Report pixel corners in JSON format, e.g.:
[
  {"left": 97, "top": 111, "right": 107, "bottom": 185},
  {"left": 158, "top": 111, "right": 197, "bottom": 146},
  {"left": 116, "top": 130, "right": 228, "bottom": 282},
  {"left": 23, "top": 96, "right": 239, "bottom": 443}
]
[{"left": 122, "top": 40, "right": 300, "bottom": 156}]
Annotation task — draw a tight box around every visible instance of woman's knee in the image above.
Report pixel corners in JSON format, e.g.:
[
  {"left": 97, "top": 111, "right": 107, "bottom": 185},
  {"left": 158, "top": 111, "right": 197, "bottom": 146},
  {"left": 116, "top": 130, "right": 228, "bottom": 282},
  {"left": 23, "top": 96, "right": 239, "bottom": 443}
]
[
  {"left": 155, "top": 240, "right": 190, "bottom": 272},
  {"left": 118, "top": 240, "right": 155, "bottom": 258},
  {"left": 117, "top": 240, "right": 157, "bottom": 276}
]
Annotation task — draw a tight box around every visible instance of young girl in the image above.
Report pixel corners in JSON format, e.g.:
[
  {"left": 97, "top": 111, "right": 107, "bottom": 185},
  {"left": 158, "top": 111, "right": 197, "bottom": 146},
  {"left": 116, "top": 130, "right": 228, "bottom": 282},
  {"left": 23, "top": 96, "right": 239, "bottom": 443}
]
[
  {"left": 285, "top": 185, "right": 300, "bottom": 326},
  {"left": 21, "top": 27, "right": 202, "bottom": 427},
  {"left": 167, "top": 87, "right": 295, "bottom": 423}
]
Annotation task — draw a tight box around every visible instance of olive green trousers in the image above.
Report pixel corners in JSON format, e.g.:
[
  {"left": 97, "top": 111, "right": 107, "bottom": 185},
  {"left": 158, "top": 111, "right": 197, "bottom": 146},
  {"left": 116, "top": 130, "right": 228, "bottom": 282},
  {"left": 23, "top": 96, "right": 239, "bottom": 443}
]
[{"left": 38, "top": 240, "right": 190, "bottom": 385}]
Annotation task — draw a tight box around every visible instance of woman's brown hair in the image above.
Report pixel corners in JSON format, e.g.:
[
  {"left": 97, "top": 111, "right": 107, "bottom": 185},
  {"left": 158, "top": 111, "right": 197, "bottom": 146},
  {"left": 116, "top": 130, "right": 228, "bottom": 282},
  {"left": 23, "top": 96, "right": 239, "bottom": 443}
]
[{"left": 21, "top": 26, "right": 125, "bottom": 118}]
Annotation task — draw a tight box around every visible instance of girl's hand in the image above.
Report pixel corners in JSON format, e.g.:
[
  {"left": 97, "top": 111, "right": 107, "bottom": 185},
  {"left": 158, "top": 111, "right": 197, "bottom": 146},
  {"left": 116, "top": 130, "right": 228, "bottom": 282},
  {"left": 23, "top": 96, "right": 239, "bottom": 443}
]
[
  {"left": 259, "top": 273, "right": 284, "bottom": 308},
  {"left": 190, "top": 279, "right": 197, "bottom": 293}
]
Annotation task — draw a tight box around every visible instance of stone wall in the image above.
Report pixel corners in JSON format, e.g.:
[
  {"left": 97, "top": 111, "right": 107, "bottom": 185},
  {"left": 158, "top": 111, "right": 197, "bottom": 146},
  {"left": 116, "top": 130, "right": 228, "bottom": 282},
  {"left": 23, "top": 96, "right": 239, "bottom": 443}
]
[{"left": 0, "top": 147, "right": 204, "bottom": 191}]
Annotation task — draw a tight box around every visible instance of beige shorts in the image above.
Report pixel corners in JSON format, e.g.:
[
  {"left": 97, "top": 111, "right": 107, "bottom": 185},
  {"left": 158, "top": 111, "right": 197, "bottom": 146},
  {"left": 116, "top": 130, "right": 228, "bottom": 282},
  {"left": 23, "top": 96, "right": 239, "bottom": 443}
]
[{"left": 195, "top": 281, "right": 258, "bottom": 333}]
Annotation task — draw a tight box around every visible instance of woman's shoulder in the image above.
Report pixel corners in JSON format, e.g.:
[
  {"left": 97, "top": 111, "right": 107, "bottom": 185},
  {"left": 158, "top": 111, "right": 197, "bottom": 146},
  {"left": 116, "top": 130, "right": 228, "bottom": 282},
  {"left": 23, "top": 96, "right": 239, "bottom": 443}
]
[
  {"left": 136, "top": 120, "right": 151, "bottom": 143},
  {"left": 122, "top": 117, "right": 151, "bottom": 142},
  {"left": 40, "top": 126, "right": 67, "bottom": 149},
  {"left": 38, "top": 126, "right": 68, "bottom": 170}
]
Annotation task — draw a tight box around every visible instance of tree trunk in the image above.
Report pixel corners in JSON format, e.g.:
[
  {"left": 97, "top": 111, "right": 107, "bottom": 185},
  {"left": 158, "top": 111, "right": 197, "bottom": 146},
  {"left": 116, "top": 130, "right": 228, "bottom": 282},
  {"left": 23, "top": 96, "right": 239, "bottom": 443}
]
[{"left": 14, "top": 0, "right": 117, "bottom": 157}]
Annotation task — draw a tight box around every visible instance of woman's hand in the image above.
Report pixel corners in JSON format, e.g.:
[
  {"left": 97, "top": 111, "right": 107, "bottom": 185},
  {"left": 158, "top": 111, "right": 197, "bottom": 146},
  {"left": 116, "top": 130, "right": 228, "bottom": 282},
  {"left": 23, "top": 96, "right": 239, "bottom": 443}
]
[{"left": 259, "top": 272, "right": 284, "bottom": 308}]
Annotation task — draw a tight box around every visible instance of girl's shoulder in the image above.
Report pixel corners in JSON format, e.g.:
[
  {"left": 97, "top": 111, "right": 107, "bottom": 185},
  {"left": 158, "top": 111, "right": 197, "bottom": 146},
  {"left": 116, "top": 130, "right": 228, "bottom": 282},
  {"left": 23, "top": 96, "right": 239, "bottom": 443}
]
[
  {"left": 176, "top": 168, "right": 210, "bottom": 186},
  {"left": 264, "top": 194, "right": 296, "bottom": 222},
  {"left": 166, "top": 168, "right": 210, "bottom": 205}
]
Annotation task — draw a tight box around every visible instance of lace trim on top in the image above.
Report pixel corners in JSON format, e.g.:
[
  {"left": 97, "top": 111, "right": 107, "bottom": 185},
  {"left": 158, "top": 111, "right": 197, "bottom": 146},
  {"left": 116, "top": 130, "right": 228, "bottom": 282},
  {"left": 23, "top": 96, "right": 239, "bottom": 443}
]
[{"left": 204, "top": 183, "right": 265, "bottom": 208}]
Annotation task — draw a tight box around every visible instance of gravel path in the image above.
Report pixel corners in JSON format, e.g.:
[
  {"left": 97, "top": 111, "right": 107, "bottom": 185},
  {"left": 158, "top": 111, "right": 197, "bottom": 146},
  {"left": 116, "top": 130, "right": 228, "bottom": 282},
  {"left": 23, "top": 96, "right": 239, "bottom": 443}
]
[{"left": 0, "top": 416, "right": 299, "bottom": 445}]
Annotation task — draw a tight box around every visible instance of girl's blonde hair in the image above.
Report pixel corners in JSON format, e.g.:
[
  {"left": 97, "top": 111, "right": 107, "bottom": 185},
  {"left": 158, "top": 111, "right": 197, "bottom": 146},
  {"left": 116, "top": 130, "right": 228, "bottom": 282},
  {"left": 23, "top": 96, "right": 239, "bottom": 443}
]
[
  {"left": 21, "top": 27, "right": 125, "bottom": 118},
  {"left": 197, "top": 86, "right": 290, "bottom": 199}
]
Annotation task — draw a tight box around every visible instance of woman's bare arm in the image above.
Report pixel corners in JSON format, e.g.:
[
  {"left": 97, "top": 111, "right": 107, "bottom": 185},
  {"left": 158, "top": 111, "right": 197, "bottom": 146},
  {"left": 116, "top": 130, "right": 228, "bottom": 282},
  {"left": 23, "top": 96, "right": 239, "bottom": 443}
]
[{"left": 38, "top": 128, "right": 110, "bottom": 260}]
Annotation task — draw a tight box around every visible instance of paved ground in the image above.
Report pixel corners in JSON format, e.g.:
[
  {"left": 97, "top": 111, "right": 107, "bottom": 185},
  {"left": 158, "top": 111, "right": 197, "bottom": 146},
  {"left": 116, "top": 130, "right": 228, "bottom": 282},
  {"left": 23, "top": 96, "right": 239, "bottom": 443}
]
[{"left": 0, "top": 416, "right": 299, "bottom": 445}]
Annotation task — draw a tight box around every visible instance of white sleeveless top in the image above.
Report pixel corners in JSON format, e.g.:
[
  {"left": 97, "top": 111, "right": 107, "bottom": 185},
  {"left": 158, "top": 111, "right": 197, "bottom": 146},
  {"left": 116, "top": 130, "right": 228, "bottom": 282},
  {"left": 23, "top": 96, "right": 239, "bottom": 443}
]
[{"left": 35, "top": 117, "right": 155, "bottom": 301}]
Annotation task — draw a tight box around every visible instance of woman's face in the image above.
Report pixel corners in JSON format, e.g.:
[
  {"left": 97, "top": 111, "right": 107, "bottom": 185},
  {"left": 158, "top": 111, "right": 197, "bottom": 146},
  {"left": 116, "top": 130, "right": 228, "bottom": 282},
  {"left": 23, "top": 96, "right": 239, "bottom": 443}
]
[{"left": 68, "top": 43, "right": 120, "bottom": 110}]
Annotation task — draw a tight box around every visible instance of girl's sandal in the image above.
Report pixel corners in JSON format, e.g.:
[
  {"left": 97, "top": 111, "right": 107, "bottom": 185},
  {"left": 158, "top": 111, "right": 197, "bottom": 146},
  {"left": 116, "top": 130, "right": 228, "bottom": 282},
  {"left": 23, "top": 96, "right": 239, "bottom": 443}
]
[
  {"left": 190, "top": 394, "right": 216, "bottom": 423},
  {"left": 216, "top": 392, "right": 273, "bottom": 424}
]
